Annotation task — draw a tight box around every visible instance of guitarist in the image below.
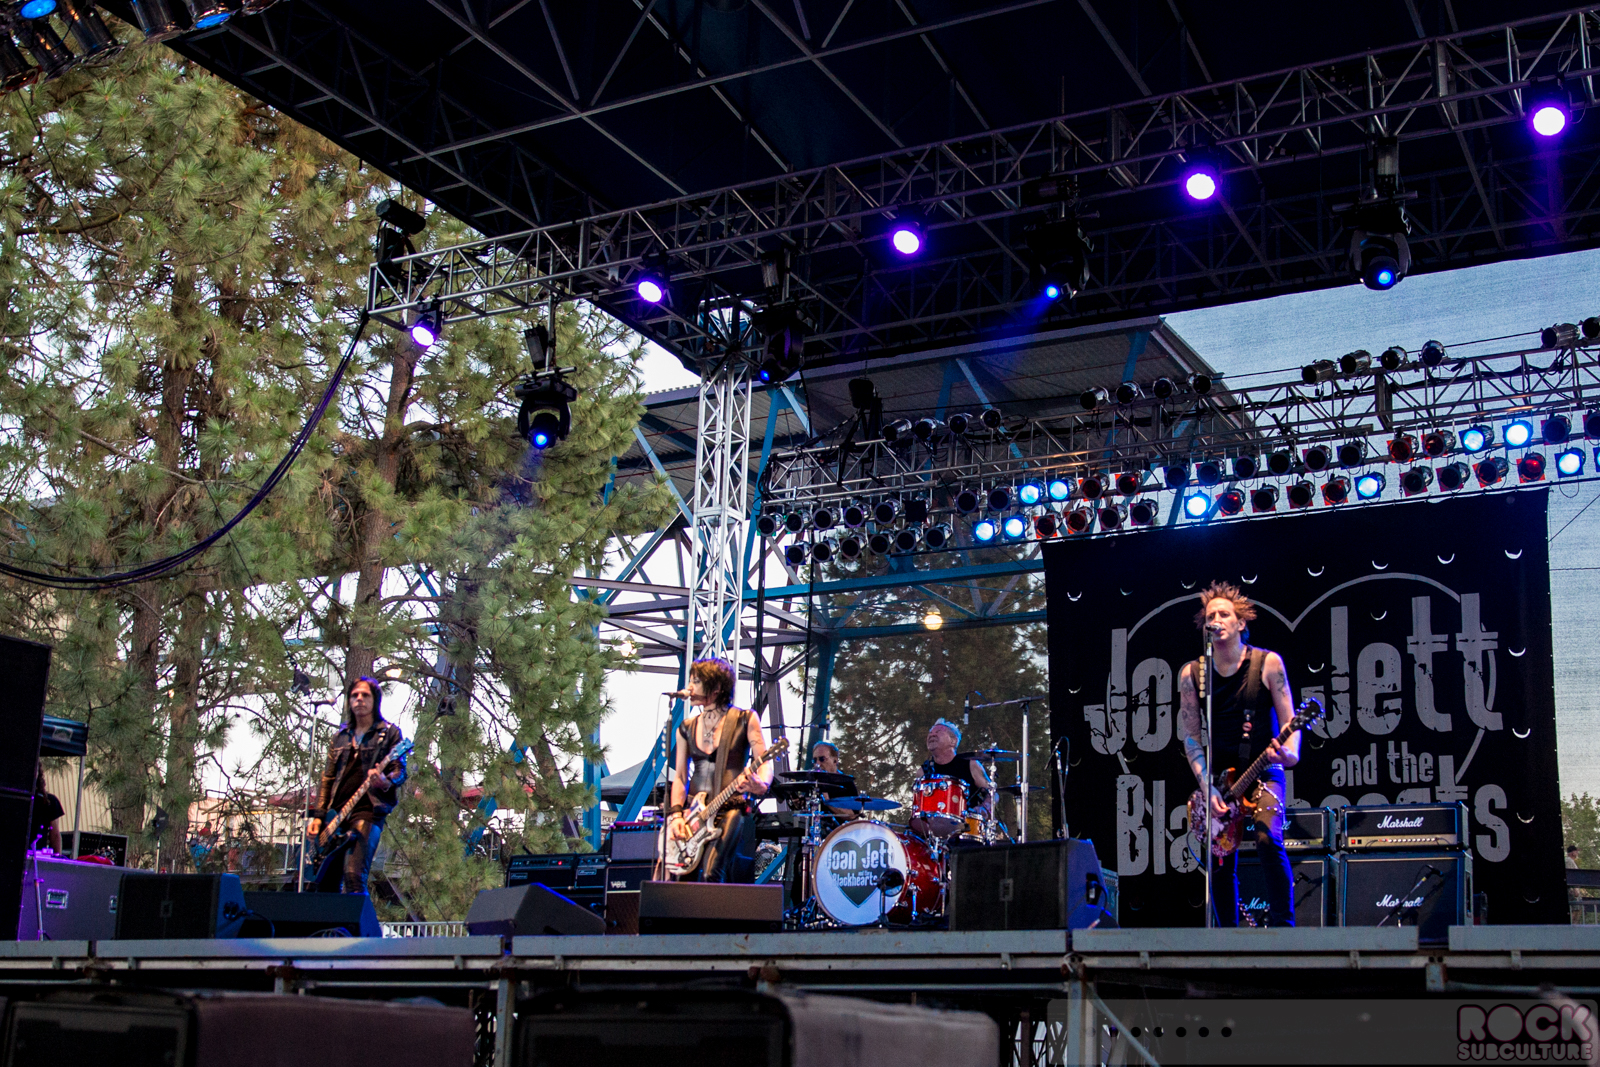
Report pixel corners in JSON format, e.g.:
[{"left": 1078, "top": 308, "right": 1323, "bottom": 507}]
[
  {"left": 306, "top": 676, "right": 409, "bottom": 894},
  {"left": 666, "top": 657, "right": 772, "bottom": 882},
  {"left": 1178, "top": 582, "right": 1301, "bottom": 927}
]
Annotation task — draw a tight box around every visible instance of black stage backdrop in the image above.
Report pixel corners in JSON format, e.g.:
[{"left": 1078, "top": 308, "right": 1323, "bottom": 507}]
[{"left": 1045, "top": 490, "right": 1563, "bottom": 926}]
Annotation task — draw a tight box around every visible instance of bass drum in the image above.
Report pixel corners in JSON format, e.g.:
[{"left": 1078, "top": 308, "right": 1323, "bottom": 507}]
[{"left": 814, "top": 820, "right": 943, "bottom": 926}]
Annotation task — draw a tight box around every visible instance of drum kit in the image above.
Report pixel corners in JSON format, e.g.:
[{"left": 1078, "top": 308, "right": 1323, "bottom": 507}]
[{"left": 770, "top": 746, "right": 1028, "bottom": 928}]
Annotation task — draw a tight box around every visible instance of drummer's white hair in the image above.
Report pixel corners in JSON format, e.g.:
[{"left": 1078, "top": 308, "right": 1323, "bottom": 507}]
[{"left": 930, "top": 718, "right": 962, "bottom": 746}]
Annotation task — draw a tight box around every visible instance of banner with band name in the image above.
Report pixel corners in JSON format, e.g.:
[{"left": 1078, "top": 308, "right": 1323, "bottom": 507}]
[{"left": 1045, "top": 490, "right": 1563, "bottom": 926}]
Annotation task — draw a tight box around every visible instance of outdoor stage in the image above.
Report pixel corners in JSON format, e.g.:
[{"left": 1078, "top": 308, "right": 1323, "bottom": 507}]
[{"left": 5, "top": 926, "right": 1600, "bottom": 1064}]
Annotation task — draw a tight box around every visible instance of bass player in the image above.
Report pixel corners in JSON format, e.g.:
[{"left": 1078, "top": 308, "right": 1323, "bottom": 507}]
[
  {"left": 306, "top": 676, "right": 409, "bottom": 895},
  {"left": 1178, "top": 582, "right": 1301, "bottom": 926},
  {"left": 666, "top": 657, "right": 773, "bottom": 882}
]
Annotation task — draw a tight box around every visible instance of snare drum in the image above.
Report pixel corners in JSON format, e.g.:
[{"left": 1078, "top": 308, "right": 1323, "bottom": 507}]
[
  {"left": 912, "top": 775, "right": 967, "bottom": 836},
  {"left": 813, "top": 821, "right": 943, "bottom": 925}
]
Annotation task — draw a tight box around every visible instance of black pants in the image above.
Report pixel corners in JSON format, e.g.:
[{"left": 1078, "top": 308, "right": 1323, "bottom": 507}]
[
  {"left": 1210, "top": 778, "right": 1294, "bottom": 927},
  {"left": 313, "top": 816, "right": 382, "bottom": 895},
  {"left": 695, "top": 808, "right": 749, "bottom": 883}
]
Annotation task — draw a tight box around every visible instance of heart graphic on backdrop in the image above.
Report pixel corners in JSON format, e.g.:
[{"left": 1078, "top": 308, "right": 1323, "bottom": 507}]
[{"left": 827, "top": 842, "right": 889, "bottom": 907}]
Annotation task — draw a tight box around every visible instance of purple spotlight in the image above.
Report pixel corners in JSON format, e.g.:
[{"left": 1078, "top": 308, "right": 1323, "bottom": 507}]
[
  {"left": 636, "top": 276, "right": 666, "bottom": 304},
  {"left": 1532, "top": 102, "right": 1568, "bottom": 137},
  {"left": 1183, "top": 164, "right": 1218, "bottom": 201},
  {"left": 890, "top": 221, "right": 924, "bottom": 257},
  {"left": 410, "top": 321, "right": 437, "bottom": 348}
]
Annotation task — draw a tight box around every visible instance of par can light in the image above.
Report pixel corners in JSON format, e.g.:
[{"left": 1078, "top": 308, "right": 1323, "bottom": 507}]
[
  {"left": 1438, "top": 462, "right": 1470, "bottom": 492},
  {"left": 1556, "top": 449, "right": 1585, "bottom": 477}
]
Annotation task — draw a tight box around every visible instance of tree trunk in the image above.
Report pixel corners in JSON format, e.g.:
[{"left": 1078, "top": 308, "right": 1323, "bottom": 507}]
[{"left": 158, "top": 592, "right": 204, "bottom": 871}]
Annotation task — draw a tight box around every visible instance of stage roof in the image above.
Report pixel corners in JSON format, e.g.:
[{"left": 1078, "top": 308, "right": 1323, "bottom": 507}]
[{"left": 122, "top": 2, "right": 1600, "bottom": 367}]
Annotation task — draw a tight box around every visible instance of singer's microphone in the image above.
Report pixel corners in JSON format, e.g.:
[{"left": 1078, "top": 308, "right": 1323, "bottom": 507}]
[
  {"left": 663, "top": 689, "right": 689, "bottom": 699},
  {"left": 1206, "top": 623, "right": 1224, "bottom": 635}
]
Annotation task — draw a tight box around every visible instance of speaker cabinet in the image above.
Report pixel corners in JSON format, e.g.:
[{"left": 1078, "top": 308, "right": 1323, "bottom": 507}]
[
  {"left": 113, "top": 874, "right": 246, "bottom": 940},
  {"left": 948, "top": 838, "right": 1114, "bottom": 931},
  {"left": 238, "top": 891, "right": 380, "bottom": 938},
  {"left": 607, "top": 822, "right": 662, "bottom": 862},
  {"left": 17, "top": 855, "right": 134, "bottom": 941},
  {"left": 1236, "top": 855, "right": 1333, "bottom": 927},
  {"left": 604, "top": 891, "right": 640, "bottom": 936},
  {"left": 466, "top": 883, "right": 605, "bottom": 937},
  {"left": 637, "top": 881, "right": 783, "bottom": 934},
  {"left": 1339, "top": 850, "right": 1471, "bottom": 943},
  {"left": 0, "top": 636, "right": 49, "bottom": 795}
]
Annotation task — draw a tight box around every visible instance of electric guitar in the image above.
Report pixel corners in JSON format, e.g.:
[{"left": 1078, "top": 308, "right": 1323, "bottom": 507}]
[
  {"left": 1187, "top": 697, "right": 1324, "bottom": 860},
  {"left": 310, "top": 737, "right": 413, "bottom": 866},
  {"left": 665, "top": 738, "right": 788, "bottom": 877}
]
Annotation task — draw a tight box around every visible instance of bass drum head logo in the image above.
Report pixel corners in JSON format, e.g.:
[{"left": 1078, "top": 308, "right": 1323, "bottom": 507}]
[{"left": 813, "top": 821, "right": 907, "bottom": 925}]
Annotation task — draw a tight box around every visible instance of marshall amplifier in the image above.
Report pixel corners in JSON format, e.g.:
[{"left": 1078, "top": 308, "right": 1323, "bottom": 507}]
[
  {"left": 1240, "top": 807, "right": 1334, "bottom": 854},
  {"left": 1237, "top": 855, "right": 1333, "bottom": 927},
  {"left": 1339, "top": 850, "right": 1472, "bottom": 944},
  {"left": 1341, "top": 802, "right": 1467, "bottom": 850}
]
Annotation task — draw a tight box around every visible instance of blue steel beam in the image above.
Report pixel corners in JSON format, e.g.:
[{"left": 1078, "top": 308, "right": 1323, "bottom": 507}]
[{"left": 632, "top": 426, "right": 692, "bottom": 524}]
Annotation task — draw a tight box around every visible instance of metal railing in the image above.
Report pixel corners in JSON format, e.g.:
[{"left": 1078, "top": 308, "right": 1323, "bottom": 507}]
[{"left": 381, "top": 921, "right": 469, "bottom": 938}]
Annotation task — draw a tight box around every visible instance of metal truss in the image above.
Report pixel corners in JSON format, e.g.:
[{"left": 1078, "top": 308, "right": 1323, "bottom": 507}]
[
  {"left": 686, "top": 357, "right": 753, "bottom": 665},
  {"left": 364, "top": 7, "right": 1600, "bottom": 366}
]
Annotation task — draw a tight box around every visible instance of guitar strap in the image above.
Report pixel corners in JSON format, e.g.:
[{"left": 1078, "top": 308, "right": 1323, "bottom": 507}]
[{"left": 709, "top": 708, "right": 749, "bottom": 807}]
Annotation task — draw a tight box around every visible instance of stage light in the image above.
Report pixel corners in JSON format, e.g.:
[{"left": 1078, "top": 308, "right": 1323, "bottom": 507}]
[
  {"left": 1401, "top": 466, "right": 1434, "bottom": 495},
  {"left": 1079, "top": 474, "right": 1105, "bottom": 500},
  {"left": 1129, "top": 499, "right": 1159, "bottom": 525},
  {"left": 1542, "top": 322, "right": 1580, "bottom": 349},
  {"left": 20, "top": 0, "right": 56, "bottom": 17},
  {"left": 1266, "top": 450, "right": 1295, "bottom": 476},
  {"left": 911, "top": 417, "right": 947, "bottom": 443},
  {"left": 1460, "top": 425, "right": 1493, "bottom": 452},
  {"left": 1047, "top": 479, "right": 1072, "bottom": 502},
  {"left": 635, "top": 274, "right": 667, "bottom": 304},
  {"left": 1338, "top": 350, "right": 1372, "bottom": 375},
  {"left": 868, "top": 531, "right": 892, "bottom": 555},
  {"left": 1588, "top": 410, "right": 1600, "bottom": 439},
  {"left": 1586, "top": 317, "right": 1600, "bottom": 341},
  {"left": 1355, "top": 472, "right": 1386, "bottom": 499},
  {"left": 185, "top": 0, "right": 237, "bottom": 28},
  {"left": 986, "top": 487, "right": 1011, "bottom": 511},
  {"left": 873, "top": 499, "right": 900, "bottom": 524},
  {"left": 1034, "top": 513, "right": 1059, "bottom": 538},
  {"left": 1543, "top": 414, "right": 1572, "bottom": 445},
  {"left": 1042, "top": 282, "right": 1062, "bottom": 300},
  {"left": 1557, "top": 449, "right": 1585, "bottom": 477},
  {"left": 890, "top": 220, "right": 925, "bottom": 257},
  {"left": 1380, "top": 346, "right": 1406, "bottom": 371},
  {"left": 923, "top": 610, "right": 944, "bottom": 631},
  {"left": 409, "top": 300, "right": 442, "bottom": 348},
  {"left": 1420, "top": 339, "right": 1447, "bottom": 368},
  {"left": 1301, "top": 360, "right": 1337, "bottom": 385},
  {"left": 925, "top": 524, "right": 950, "bottom": 549},
  {"left": 0, "top": 36, "right": 34, "bottom": 93},
  {"left": 1503, "top": 420, "right": 1534, "bottom": 448},
  {"left": 1233, "top": 455, "right": 1259, "bottom": 479},
  {"left": 1387, "top": 435, "right": 1417, "bottom": 462},
  {"left": 1002, "top": 515, "right": 1029, "bottom": 540},
  {"left": 1531, "top": 100, "right": 1569, "bottom": 137},
  {"left": 128, "top": 0, "right": 182, "bottom": 38},
  {"left": 1151, "top": 377, "right": 1175, "bottom": 399},
  {"left": 843, "top": 503, "right": 867, "bottom": 528},
  {"left": 1518, "top": 453, "right": 1547, "bottom": 483},
  {"left": 811, "top": 507, "right": 836, "bottom": 531},
  {"left": 1080, "top": 387, "right": 1109, "bottom": 411},
  {"left": 954, "top": 489, "right": 980, "bottom": 514},
  {"left": 1025, "top": 218, "right": 1093, "bottom": 301},
  {"left": 980, "top": 408, "right": 1004, "bottom": 430},
  {"left": 1351, "top": 225, "right": 1409, "bottom": 291},
  {"left": 1115, "top": 471, "right": 1143, "bottom": 496},
  {"left": 1115, "top": 381, "right": 1141, "bottom": 404},
  {"left": 894, "top": 527, "right": 920, "bottom": 552},
  {"left": 1251, "top": 486, "right": 1279, "bottom": 513},
  {"left": 1099, "top": 502, "right": 1126, "bottom": 530},
  {"left": 947, "top": 413, "right": 973, "bottom": 435},
  {"left": 1187, "top": 372, "right": 1215, "bottom": 395},
  {"left": 1182, "top": 158, "right": 1219, "bottom": 201},
  {"left": 514, "top": 372, "right": 577, "bottom": 449},
  {"left": 1287, "top": 481, "right": 1315, "bottom": 509},
  {"left": 1322, "top": 477, "right": 1351, "bottom": 504},
  {"left": 904, "top": 499, "right": 930, "bottom": 524},
  {"left": 812, "top": 540, "right": 834, "bottom": 563},
  {"left": 784, "top": 511, "right": 805, "bottom": 534},
  {"left": 756, "top": 513, "right": 780, "bottom": 537},
  {"left": 1163, "top": 464, "right": 1190, "bottom": 489},
  {"left": 1304, "top": 445, "right": 1332, "bottom": 472},
  {"left": 1337, "top": 441, "right": 1368, "bottom": 467},
  {"left": 1195, "top": 460, "right": 1223, "bottom": 486},
  {"left": 1183, "top": 493, "right": 1211, "bottom": 519},
  {"left": 1016, "top": 482, "right": 1044, "bottom": 506},
  {"left": 839, "top": 535, "right": 863, "bottom": 560},
  {"left": 1422, "top": 430, "right": 1455, "bottom": 458},
  {"left": 784, "top": 544, "right": 809, "bottom": 567},
  {"left": 1475, "top": 456, "right": 1509, "bottom": 487},
  {"left": 1217, "top": 489, "right": 1246, "bottom": 516},
  {"left": 881, "top": 418, "right": 913, "bottom": 445},
  {"left": 972, "top": 520, "right": 998, "bottom": 544},
  {"left": 1438, "top": 462, "right": 1469, "bottom": 491},
  {"left": 1065, "top": 507, "right": 1094, "bottom": 534}
]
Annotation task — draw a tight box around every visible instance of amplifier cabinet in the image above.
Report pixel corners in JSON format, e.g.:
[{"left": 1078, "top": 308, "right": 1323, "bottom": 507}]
[
  {"left": 607, "top": 822, "right": 662, "bottom": 862},
  {"left": 1338, "top": 850, "right": 1471, "bottom": 944},
  {"left": 506, "top": 853, "right": 577, "bottom": 890},
  {"left": 1236, "top": 855, "right": 1333, "bottom": 927},
  {"left": 1240, "top": 807, "right": 1334, "bottom": 854},
  {"left": 18, "top": 855, "right": 135, "bottom": 941},
  {"left": 1341, "top": 802, "right": 1467, "bottom": 851}
]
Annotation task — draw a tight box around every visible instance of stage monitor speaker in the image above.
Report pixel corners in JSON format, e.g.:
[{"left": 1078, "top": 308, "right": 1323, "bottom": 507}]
[
  {"left": 18, "top": 855, "right": 139, "bottom": 941},
  {"left": 5, "top": 988, "right": 474, "bottom": 1067},
  {"left": 0, "top": 636, "right": 49, "bottom": 795},
  {"left": 113, "top": 873, "right": 245, "bottom": 940},
  {"left": 466, "top": 883, "right": 604, "bottom": 937},
  {"left": 1236, "top": 855, "right": 1333, "bottom": 927},
  {"left": 948, "top": 838, "right": 1115, "bottom": 931},
  {"left": 637, "top": 881, "right": 784, "bottom": 934},
  {"left": 514, "top": 989, "right": 999, "bottom": 1067},
  {"left": 238, "top": 891, "right": 380, "bottom": 938},
  {"left": 1339, "top": 850, "right": 1471, "bottom": 944}
]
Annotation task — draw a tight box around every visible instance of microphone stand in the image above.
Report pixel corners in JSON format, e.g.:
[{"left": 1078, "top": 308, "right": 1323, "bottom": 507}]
[
  {"left": 1201, "top": 626, "right": 1216, "bottom": 930},
  {"left": 1053, "top": 737, "right": 1070, "bottom": 839}
]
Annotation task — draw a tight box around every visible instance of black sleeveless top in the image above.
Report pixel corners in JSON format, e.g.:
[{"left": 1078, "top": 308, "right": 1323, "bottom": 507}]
[
  {"left": 921, "top": 752, "right": 990, "bottom": 804},
  {"left": 1192, "top": 647, "right": 1280, "bottom": 774},
  {"left": 678, "top": 709, "right": 753, "bottom": 800}
]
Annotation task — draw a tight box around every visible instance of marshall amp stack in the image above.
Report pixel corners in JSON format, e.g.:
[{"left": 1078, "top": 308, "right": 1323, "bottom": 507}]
[
  {"left": 1341, "top": 802, "right": 1468, "bottom": 850},
  {"left": 1337, "top": 802, "right": 1471, "bottom": 942}
]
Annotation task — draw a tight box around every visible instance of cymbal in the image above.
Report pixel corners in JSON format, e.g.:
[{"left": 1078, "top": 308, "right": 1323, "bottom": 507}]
[
  {"left": 996, "top": 784, "right": 1046, "bottom": 795},
  {"left": 975, "top": 747, "right": 1021, "bottom": 762},
  {"left": 829, "top": 795, "right": 902, "bottom": 812},
  {"left": 773, "top": 770, "right": 856, "bottom": 796}
]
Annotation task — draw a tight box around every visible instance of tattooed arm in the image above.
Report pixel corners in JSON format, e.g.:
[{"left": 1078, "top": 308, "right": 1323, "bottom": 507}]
[{"left": 1262, "top": 652, "right": 1300, "bottom": 768}]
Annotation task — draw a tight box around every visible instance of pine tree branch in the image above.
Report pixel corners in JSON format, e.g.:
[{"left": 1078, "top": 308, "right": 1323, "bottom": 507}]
[{"left": 11, "top": 209, "right": 129, "bottom": 237}]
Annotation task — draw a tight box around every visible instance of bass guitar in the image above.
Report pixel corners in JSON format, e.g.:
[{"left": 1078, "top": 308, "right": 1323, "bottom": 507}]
[
  {"left": 1186, "top": 697, "right": 1324, "bottom": 860},
  {"left": 665, "top": 737, "right": 788, "bottom": 877},
  {"left": 310, "top": 737, "right": 413, "bottom": 867}
]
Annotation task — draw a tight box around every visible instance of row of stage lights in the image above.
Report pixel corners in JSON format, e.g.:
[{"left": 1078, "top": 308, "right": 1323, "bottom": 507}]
[{"left": 763, "top": 411, "right": 1600, "bottom": 563}]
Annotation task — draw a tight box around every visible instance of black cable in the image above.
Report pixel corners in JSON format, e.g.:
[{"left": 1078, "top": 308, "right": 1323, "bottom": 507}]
[{"left": 0, "top": 313, "right": 371, "bottom": 589}]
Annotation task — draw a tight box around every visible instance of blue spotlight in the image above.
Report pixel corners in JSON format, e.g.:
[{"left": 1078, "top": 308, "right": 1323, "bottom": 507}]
[
  {"left": 1183, "top": 493, "right": 1211, "bottom": 519},
  {"left": 972, "top": 519, "right": 998, "bottom": 544},
  {"left": 1355, "top": 472, "right": 1386, "bottom": 500},
  {"left": 1503, "top": 420, "right": 1534, "bottom": 448},
  {"left": 1532, "top": 102, "right": 1569, "bottom": 138},
  {"left": 1043, "top": 282, "right": 1062, "bottom": 300},
  {"left": 1557, "top": 449, "right": 1585, "bottom": 477},
  {"left": 1002, "top": 515, "right": 1029, "bottom": 540},
  {"left": 1183, "top": 162, "right": 1218, "bottom": 201},
  {"left": 1460, "top": 425, "right": 1493, "bottom": 452},
  {"left": 890, "top": 221, "right": 924, "bottom": 257},
  {"left": 1370, "top": 264, "right": 1397, "bottom": 290},
  {"left": 1046, "top": 478, "right": 1072, "bottom": 502},
  {"left": 20, "top": 0, "right": 56, "bottom": 16},
  {"left": 1017, "top": 483, "right": 1044, "bottom": 506}
]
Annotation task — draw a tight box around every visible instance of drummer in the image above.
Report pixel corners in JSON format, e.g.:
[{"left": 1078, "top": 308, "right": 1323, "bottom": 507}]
[
  {"left": 911, "top": 718, "right": 994, "bottom": 835},
  {"left": 812, "top": 741, "right": 860, "bottom": 819}
]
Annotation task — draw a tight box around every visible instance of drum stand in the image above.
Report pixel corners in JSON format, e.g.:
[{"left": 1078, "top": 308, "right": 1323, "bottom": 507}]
[{"left": 786, "top": 784, "right": 834, "bottom": 929}]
